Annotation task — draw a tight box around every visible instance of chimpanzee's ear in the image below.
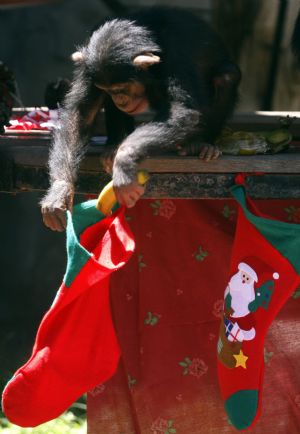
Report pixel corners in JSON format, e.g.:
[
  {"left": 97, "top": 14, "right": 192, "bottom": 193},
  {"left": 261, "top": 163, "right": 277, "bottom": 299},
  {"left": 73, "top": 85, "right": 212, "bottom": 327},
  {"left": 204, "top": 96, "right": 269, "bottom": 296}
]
[
  {"left": 71, "top": 51, "right": 85, "bottom": 63},
  {"left": 133, "top": 52, "right": 161, "bottom": 69}
]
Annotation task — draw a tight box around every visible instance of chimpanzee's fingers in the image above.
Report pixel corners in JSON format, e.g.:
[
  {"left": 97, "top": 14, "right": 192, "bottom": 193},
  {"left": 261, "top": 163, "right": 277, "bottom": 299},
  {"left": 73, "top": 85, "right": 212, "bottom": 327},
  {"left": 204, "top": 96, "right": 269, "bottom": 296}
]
[
  {"left": 212, "top": 147, "right": 222, "bottom": 160},
  {"left": 177, "top": 145, "right": 187, "bottom": 156},
  {"left": 204, "top": 145, "right": 216, "bottom": 161},
  {"left": 42, "top": 212, "right": 61, "bottom": 232},
  {"left": 102, "top": 158, "right": 113, "bottom": 174},
  {"left": 199, "top": 145, "right": 209, "bottom": 159},
  {"left": 42, "top": 212, "right": 53, "bottom": 230},
  {"left": 42, "top": 208, "right": 66, "bottom": 232},
  {"left": 135, "top": 185, "right": 145, "bottom": 195},
  {"left": 49, "top": 213, "right": 65, "bottom": 232},
  {"left": 55, "top": 209, "right": 68, "bottom": 231}
]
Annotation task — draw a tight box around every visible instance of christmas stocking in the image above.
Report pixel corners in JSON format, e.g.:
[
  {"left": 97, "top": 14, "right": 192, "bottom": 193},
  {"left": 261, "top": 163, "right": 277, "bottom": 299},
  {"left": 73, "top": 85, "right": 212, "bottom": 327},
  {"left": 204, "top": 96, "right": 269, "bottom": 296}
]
[
  {"left": 2, "top": 200, "right": 135, "bottom": 427},
  {"left": 217, "top": 180, "right": 300, "bottom": 430}
]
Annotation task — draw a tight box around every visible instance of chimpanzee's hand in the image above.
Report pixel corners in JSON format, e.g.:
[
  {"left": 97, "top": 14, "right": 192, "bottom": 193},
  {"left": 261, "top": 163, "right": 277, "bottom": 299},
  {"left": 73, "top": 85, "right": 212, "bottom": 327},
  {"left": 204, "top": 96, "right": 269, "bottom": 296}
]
[
  {"left": 177, "top": 143, "right": 222, "bottom": 161},
  {"left": 40, "top": 180, "right": 74, "bottom": 231},
  {"left": 114, "top": 181, "right": 145, "bottom": 208},
  {"left": 100, "top": 146, "right": 117, "bottom": 174}
]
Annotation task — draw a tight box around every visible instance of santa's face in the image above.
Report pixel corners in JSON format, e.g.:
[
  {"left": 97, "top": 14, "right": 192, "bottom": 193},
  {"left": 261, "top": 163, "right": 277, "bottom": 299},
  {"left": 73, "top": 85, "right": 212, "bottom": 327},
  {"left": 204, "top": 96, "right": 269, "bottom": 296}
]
[
  {"left": 229, "top": 270, "right": 254, "bottom": 290},
  {"left": 228, "top": 270, "right": 256, "bottom": 316}
]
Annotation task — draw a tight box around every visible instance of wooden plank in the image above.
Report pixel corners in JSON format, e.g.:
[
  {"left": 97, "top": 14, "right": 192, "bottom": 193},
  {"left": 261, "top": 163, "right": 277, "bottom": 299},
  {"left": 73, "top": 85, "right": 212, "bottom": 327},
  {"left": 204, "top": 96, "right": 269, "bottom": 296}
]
[{"left": 2, "top": 137, "right": 300, "bottom": 174}]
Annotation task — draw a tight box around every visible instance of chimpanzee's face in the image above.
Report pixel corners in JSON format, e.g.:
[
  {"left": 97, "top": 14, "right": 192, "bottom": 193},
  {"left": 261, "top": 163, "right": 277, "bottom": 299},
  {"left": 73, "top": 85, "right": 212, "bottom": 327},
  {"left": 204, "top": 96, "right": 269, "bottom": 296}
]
[{"left": 96, "top": 81, "right": 149, "bottom": 115}]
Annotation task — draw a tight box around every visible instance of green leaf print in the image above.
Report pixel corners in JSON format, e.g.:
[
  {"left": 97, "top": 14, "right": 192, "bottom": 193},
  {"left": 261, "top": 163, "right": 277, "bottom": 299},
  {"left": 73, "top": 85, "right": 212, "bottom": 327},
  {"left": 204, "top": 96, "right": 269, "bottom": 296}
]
[
  {"left": 166, "top": 420, "right": 176, "bottom": 434},
  {"left": 264, "top": 348, "right": 274, "bottom": 364},
  {"left": 138, "top": 254, "right": 146, "bottom": 272},
  {"left": 292, "top": 287, "right": 300, "bottom": 299},
  {"left": 128, "top": 374, "right": 137, "bottom": 388},
  {"left": 284, "top": 205, "right": 300, "bottom": 223},
  {"left": 193, "top": 246, "right": 209, "bottom": 262},
  {"left": 150, "top": 200, "right": 161, "bottom": 215},
  {"left": 144, "top": 311, "right": 160, "bottom": 326},
  {"left": 222, "top": 204, "right": 236, "bottom": 220}
]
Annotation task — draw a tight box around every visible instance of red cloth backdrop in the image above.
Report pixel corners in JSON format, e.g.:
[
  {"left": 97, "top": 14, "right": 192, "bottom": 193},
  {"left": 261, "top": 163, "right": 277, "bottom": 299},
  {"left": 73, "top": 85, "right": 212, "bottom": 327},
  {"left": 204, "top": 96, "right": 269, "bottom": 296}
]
[{"left": 87, "top": 198, "right": 300, "bottom": 434}]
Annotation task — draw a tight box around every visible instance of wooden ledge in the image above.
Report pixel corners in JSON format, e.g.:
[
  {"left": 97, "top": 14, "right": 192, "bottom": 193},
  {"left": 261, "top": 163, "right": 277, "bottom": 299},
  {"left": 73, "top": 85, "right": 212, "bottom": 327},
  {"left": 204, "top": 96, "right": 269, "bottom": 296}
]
[{"left": 1, "top": 110, "right": 300, "bottom": 198}]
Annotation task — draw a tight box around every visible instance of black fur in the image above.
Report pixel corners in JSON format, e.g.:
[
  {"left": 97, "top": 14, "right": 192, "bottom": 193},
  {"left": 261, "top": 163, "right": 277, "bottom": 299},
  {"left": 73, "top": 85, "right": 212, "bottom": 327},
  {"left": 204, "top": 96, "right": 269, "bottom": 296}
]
[{"left": 45, "top": 6, "right": 241, "bottom": 196}]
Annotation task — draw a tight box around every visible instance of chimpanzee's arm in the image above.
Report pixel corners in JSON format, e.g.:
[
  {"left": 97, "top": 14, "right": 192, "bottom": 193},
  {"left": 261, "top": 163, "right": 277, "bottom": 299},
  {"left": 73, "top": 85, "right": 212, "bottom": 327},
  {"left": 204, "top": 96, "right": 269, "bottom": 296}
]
[
  {"left": 41, "top": 67, "right": 104, "bottom": 231},
  {"left": 113, "top": 94, "right": 200, "bottom": 187}
]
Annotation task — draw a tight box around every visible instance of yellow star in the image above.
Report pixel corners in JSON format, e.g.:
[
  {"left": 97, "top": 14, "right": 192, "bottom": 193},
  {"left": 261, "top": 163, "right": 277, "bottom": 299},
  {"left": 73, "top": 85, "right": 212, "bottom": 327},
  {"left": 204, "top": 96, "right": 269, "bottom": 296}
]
[{"left": 233, "top": 350, "right": 248, "bottom": 369}]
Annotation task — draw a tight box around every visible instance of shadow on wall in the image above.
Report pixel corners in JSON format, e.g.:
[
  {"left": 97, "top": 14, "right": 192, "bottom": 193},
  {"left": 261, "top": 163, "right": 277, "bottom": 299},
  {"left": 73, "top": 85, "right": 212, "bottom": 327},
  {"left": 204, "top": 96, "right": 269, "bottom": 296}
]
[
  {"left": 0, "top": 192, "right": 66, "bottom": 381},
  {"left": 0, "top": 0, "right": 111, "bottom": 106}
]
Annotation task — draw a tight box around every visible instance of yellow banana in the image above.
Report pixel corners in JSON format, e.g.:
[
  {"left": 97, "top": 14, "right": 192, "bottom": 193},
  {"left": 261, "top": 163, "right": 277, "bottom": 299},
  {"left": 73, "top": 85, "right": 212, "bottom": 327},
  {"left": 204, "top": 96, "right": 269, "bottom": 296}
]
[
  {"left": 137, "top": 170, "right": 150, "bottom": 185},
  {"left": 96, "top": 170, "right": 150, "bottom": 215}
]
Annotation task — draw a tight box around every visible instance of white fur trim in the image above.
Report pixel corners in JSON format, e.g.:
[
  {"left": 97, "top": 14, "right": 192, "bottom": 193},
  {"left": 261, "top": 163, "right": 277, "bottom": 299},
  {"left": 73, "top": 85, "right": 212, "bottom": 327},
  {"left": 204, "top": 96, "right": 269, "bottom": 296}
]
[{"left": 273, "top": 272, "right": 279, "bottom": 280}]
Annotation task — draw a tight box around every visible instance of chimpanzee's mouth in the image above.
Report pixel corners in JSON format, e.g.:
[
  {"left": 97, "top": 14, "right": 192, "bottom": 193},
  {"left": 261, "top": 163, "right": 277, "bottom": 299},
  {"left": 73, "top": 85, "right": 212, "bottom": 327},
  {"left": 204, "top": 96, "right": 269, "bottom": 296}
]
[{"left": 125, "top": 98, "right": 148, "bottom": 115}]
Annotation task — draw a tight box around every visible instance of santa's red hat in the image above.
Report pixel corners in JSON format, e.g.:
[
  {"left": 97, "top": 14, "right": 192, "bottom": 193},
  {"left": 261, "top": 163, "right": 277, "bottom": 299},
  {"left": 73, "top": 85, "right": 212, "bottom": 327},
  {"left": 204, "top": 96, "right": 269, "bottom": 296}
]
[{"left": 238, "top": 256, "right": 279, "bottom": 284}]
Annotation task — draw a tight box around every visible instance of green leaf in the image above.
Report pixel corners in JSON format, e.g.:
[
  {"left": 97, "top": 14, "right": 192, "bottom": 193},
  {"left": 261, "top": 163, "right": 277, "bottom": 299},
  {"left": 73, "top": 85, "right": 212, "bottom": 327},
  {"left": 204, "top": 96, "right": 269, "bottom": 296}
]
[
  {"left": 150, "top": 317, "right": 158, "bottom": 326},
  {"left": 292, "top": 289, "right": 300, "bottom": 299},
  {"left": 185, "top": 357, "right": 192, "bottom": 363},
  {"left": 150, "top": 201, "right": 160, "bottom": 209},
  {"left": 179, "top": 361, "right": 188, "bottom": 367}
]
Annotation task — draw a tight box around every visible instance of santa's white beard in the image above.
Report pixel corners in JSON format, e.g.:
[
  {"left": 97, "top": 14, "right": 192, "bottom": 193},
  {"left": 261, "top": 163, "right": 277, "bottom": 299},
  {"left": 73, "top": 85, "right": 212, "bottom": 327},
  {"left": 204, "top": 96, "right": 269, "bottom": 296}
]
[{"left": 229, "top": 272, "right": 255, "bottom": 317}]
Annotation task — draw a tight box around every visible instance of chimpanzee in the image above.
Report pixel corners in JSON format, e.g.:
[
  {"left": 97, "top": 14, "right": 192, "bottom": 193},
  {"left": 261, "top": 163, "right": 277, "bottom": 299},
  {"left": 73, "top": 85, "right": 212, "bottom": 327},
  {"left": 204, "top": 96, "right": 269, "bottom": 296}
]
[{"left": 41, "top": 7, "right": 241, "bottom": 231}]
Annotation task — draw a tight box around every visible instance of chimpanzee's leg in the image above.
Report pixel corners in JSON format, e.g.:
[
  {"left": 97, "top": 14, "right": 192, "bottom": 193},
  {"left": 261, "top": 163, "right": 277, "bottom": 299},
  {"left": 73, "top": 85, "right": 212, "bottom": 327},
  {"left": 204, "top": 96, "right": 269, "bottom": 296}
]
[{"left": 177, "top": 61, "right": 241, "bottom": 160}]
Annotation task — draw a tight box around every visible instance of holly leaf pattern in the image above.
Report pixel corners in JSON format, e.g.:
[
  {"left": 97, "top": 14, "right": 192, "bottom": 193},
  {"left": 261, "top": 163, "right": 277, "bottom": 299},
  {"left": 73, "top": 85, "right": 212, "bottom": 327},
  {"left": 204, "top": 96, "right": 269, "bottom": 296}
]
[
  {"left": 128, "top": 374, "right": 137, "bottom": 389},
  {"left": 292, "top": 286, "right": 300, "bottom": 299},
  {"left": 138, "top": 254, "right": 147, "bottom": 272},
  {"left": 144, "top": 311, "right": 160, "bottom": 326},
  {"left": 284, "top": 205, "right": 300, "bottom": 223},
  {"left": 222, "top": 204, "right": 236, "bottom": 220},
  {"left": 193, "top": 246, "right": 209, "bottom": 262}
]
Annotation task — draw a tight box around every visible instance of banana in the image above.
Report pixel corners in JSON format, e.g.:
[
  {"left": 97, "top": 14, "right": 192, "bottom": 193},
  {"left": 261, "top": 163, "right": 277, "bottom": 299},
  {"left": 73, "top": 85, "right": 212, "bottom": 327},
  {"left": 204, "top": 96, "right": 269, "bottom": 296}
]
[
  {"left": 95, "top": 179, "right": 116, "bottom": 215},
  {"left": 137, "top": 170, "right": 150, "bottom": 185},
  {"left": 96, "top": 170, "right": 150, "bottom": 215}
]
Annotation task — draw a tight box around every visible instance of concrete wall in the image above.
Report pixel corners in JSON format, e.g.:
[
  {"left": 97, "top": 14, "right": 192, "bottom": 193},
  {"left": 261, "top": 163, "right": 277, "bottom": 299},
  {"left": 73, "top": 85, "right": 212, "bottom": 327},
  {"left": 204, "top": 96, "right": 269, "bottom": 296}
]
[{"left": 0, "top": 0, "right": 212, "bottom": 106}]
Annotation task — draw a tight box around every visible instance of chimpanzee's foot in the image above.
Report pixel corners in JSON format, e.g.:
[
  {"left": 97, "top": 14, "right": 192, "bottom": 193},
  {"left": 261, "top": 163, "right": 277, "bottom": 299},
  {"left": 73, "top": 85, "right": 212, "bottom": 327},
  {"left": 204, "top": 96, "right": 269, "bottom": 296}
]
[
  {"left": 176, "top": 142, "right": 222, "bottom": 161},
  {"left": 198, "top": 144, "right": 222, "bottom": 161},
  {"left": 100, "top": 146, "right": 117, "bottom": 174}
]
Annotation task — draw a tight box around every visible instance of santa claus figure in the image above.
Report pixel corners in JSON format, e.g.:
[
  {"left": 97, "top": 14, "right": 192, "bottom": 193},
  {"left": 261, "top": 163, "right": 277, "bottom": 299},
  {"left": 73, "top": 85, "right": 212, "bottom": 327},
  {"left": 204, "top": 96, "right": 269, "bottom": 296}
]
[{"left": 223, "top": 258, "right": 279, "bottom": 343}]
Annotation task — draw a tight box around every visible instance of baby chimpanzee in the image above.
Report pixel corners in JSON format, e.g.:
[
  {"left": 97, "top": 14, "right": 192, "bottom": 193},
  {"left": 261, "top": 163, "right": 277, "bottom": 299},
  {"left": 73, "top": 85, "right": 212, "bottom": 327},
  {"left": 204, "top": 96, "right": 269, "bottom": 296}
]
[{"left": 41, "top": 7, "right": 241, "bottom": 231}]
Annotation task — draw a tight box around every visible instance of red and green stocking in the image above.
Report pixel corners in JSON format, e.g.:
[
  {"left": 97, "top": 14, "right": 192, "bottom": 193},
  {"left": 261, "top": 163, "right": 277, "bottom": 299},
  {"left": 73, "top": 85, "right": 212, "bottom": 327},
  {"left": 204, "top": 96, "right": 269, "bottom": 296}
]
[
  {"left": 2, "top": 201, "right": 135, "bottom": 427},
  {"left": 217, "top": 181, "right": 300, "bottom": 430}
]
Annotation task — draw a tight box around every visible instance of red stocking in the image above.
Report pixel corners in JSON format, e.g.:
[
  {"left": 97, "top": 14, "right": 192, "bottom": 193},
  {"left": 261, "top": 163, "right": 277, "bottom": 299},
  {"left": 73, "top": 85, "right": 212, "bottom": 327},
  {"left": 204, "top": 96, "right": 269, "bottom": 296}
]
[
  {"left": 2, "top": 201, "right": 134, "bottom": 427},
  {"left": 217, "top": 182, "right": 300, "bottom": 430}
]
